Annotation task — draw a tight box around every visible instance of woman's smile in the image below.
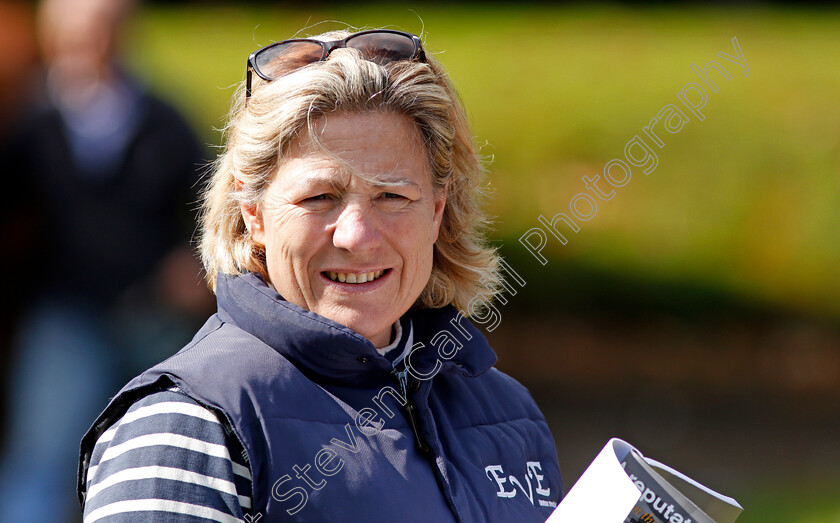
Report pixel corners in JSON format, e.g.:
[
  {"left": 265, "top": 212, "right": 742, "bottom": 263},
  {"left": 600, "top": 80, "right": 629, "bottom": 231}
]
[{"left": 322, "top": 269, "right": 387, "bottom": 284}]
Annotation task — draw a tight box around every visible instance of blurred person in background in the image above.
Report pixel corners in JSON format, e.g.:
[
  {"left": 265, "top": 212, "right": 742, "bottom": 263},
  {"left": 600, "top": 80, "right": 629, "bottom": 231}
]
[
  {"left": 0, "top": 0, "right": 210, "bottom": 521},
  {"left": 0, "top": 0, "right": 39, "bottom": 420}
]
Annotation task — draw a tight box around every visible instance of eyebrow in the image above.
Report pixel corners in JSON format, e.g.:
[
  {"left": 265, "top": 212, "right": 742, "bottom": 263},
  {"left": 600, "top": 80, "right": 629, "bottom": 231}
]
[{"left": 364, "top": 175, "right": 420, "bottom": 189}]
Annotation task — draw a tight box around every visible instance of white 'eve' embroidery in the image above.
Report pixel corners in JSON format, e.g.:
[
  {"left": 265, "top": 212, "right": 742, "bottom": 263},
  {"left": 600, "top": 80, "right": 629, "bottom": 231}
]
[{"left": 485, "top": 461, "right": 551, "bottom": 505}]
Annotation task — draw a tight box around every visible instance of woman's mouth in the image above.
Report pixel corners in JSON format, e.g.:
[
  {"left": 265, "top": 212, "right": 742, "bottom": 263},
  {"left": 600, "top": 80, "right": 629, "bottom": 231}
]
[{"left": 323, "top": 269, "right": 387, "bottom": 284}]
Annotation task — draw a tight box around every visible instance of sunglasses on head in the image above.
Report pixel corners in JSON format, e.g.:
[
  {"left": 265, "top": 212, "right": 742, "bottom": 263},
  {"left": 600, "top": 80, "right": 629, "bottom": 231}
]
[{"left": 246, "top": 29, "right": 426, "bottom": 98}]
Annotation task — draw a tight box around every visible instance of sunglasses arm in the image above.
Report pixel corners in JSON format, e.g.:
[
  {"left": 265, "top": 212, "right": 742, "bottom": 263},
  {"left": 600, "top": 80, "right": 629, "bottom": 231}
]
[{"left": 246, "top": 67, "right": 253, "bottom": 99}]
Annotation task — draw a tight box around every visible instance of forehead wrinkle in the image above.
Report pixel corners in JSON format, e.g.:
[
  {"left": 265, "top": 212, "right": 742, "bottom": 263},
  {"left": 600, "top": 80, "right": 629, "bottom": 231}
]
[
  {"left": 282, "top": 166, "right": 417, "bottom": 194},
  {"left": 309, "top": 151, "right": 423, "bottom": 190}
]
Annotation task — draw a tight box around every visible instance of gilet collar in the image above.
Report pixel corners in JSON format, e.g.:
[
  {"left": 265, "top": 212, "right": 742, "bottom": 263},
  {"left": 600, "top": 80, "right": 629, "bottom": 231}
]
[{"left": 215, "top": 272, "right": 496, "bottom": 386}]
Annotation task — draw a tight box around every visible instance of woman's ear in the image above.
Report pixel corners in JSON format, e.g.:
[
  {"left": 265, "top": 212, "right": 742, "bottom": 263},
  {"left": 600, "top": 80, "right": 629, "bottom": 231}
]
[
  {"left": 432, "top": 180, "right": 448, "bottom": 242},
  {"left": 240, "top": 202, "right": 265, "bottom": 244},
  {"left": 237, "top": 178, "right": 265, "bottom": 244}
]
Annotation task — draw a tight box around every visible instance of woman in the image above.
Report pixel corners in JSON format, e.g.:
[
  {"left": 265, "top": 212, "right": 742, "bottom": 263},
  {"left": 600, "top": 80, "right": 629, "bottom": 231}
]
[{"left": 78, "top": 28, "right": 563, "bottom": 522}]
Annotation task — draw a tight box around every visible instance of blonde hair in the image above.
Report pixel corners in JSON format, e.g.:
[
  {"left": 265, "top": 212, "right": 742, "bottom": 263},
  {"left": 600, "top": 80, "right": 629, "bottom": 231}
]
[{"left": 200, "top": 29, "right": 501, "bottom": 312}]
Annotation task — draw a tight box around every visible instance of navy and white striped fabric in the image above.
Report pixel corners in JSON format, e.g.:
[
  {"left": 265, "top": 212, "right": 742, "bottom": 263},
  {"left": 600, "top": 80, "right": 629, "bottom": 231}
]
[
  {"left": 82, "top": 320, "right": 411, "bottom": 523},
  {"left": 83, "top": 388, "right": 252, "bottom": 522}
]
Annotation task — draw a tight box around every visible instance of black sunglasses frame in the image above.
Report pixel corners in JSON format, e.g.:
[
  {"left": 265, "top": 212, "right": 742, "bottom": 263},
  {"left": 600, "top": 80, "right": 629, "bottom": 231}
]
[{"left": 245, "top": 29, "right": 425, "bottom": 98}]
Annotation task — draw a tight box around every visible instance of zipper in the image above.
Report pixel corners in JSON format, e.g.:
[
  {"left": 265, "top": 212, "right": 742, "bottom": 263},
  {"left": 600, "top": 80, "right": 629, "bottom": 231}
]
[
  {"left": 394, "top": 368, "right": 430, "bottom": 453},
  {"left": 394, "top": 367, "right": 462, "bottom": 522}
]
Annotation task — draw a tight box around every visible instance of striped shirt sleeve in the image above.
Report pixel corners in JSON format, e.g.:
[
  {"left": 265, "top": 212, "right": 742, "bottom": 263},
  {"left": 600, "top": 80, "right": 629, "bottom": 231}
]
[{"left": 82, "top": 387, "right": 253, "bottom": 522}]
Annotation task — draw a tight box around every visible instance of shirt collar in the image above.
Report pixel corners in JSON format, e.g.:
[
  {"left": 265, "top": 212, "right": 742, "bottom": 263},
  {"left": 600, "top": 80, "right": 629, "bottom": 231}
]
[{"left": 379, "top": 319, "right": 414, "bottom": 368}]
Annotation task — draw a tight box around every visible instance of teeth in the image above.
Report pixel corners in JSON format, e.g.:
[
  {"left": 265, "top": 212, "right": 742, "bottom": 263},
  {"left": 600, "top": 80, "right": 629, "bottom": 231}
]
[{"left": 326, "top": 270, "right": 386, "bottom": 284}]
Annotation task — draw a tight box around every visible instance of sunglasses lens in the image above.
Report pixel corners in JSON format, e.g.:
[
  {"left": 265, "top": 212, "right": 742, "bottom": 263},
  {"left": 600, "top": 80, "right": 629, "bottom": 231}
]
[
  {"left": 255, "top": 41, "right": 324, "bottom": 80},
  {"left": 346, "top": 32, "right": 417, "bottom": 65}
]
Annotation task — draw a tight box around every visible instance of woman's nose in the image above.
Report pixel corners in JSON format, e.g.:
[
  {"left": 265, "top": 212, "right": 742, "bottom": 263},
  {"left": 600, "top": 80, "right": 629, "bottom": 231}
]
[{"left": 332, "top": 202, "right": 381, "bottom": 253}]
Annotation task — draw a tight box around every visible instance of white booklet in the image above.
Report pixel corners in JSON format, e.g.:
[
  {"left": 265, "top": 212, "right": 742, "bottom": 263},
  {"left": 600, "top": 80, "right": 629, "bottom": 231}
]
[{"left": 548, "top": 438, "right": 743, "bottom": 523}]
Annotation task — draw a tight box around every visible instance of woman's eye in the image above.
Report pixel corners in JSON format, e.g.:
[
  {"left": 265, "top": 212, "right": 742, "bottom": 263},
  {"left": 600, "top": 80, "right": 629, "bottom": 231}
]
[
  {"left": 304, "top": 194, "right": 330, "bottom": 202},
  {"left": 299, "top": 194, "right": 336, "bottom": 209},
  {"left": 382, "top": 192, "right": 405, "bottom": 199}
]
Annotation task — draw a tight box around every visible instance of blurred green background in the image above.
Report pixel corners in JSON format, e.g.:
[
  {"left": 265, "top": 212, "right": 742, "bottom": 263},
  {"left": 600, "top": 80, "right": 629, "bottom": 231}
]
[
  {"left": 122, "top": 4, "right": 840, "bottom": 522},
  {"left": 126, "top": 3, "right": 840, "bottom": 317}
]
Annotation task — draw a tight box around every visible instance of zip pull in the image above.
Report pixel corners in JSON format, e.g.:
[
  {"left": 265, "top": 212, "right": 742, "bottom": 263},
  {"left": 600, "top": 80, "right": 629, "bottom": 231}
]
[{"left": 395, "top": 369, "right": 430, "bottom": 454}]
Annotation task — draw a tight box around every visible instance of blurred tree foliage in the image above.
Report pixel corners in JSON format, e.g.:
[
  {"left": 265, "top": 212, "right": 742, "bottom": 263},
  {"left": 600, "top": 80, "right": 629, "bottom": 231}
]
[{"left": 123, "top": 4, "right": 840, "bottom": 319}]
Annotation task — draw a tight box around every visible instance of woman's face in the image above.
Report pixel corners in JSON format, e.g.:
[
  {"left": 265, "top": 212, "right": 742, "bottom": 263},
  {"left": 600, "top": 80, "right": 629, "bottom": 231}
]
[{"left": 242, "top": 111, "right": 446, "bottom": 348}]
